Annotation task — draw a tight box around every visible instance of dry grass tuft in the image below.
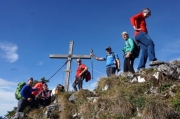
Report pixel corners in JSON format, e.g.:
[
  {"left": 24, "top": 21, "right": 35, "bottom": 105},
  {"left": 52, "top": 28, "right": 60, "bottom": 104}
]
[
  {"left": 28, "top": 109, "right": 44, "bottom": 119},
  {"left": 79, "top": 96, "right": 134, "bottom": 119},
  {"left": 57, "top": 93, "right": 77, "bottom": 119},
  {"left": 142, "top": 100, "right": 172, "bottom": 119}
]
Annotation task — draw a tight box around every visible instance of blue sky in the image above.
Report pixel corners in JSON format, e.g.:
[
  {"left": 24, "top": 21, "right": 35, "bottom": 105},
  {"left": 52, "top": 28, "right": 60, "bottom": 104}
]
[{"left": 0, "top": 0, "right": 180, "bottom": 117}]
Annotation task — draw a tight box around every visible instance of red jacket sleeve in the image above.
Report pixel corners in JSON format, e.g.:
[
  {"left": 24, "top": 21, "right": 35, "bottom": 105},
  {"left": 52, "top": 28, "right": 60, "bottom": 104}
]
[{"left": 130, "top": 13, "right": 141, "bottom": 26}]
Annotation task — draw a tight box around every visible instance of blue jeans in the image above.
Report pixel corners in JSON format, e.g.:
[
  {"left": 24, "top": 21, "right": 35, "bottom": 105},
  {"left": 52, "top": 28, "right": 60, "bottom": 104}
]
[{"left": 135, "top": 32, "right": 157, "bottom": 70}]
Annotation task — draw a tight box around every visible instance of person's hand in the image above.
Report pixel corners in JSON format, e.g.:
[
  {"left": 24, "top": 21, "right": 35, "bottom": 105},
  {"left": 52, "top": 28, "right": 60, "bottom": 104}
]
[
  {"left": 117, "top": 68, "right": 121, "bottom": 72},
  {"left": 133, "top": 26, "right": 142, "bottom": 31},
  {"left": 27, "top": 98, "right": 32, "bottom": 102},
  {"left": 78, "top": 73, "right": 82, "bottom": 77},
  {"left": 90, "top": 52, "right": 93, "bottom": 56},
  {"left": 125, "top": 53, "right": 131, "bottom": 58}
]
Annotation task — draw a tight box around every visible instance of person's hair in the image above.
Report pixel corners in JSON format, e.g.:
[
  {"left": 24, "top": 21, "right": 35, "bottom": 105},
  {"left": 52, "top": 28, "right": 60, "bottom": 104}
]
[
  {"left": 121, "top": 31, "right": 129, "bottom": 35},
  {"left": 43, "top": 83, "right": 48, "bottom": 87},
  {"left": 56, "top": 84, "right": 65, "bottom": 92},
  {"left": 77, "top": 58, "right": 81, "bottom": 62},
  {"left": 141, "top": 8, "right": 151, "bottom": 16},
  {"left": 28, "top": 77, "right": 33, "bottom": 81}
]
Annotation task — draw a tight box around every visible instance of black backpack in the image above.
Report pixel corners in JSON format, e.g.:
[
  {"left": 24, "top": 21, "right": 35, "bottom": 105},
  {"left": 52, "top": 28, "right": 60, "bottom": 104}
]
[{"left": 128, "top": 40, "right": 140, "bottom": 58}]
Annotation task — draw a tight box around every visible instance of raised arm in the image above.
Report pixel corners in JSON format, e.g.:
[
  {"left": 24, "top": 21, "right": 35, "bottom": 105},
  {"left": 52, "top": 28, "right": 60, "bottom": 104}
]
[{"left": 90, "top": 53, "right": 105, "bottom": 61}]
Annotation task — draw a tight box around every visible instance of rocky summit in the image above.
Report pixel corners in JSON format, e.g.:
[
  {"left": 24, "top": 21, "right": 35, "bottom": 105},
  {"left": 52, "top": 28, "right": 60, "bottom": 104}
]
[{"left": 7, "top": 61, "right": 180, "bottom": 119}]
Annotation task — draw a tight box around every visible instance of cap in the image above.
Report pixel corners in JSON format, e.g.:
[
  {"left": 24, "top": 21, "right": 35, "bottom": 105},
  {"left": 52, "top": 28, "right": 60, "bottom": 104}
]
[
  {"left": 122, "top": 31, "right": 128, "bottom": 35},
  {"left": 105, "top": 46, "right": 111, "bottom": 50}
]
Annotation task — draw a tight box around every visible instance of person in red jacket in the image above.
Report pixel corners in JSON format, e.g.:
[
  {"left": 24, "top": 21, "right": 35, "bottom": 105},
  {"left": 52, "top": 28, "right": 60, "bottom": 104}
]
[
  {"left": 32, "top": 81, "right": 45, "bottom": 96},
  {"left": 72, "top": 58, "right": 88, "bottom": 91},
  {"left": 130, "top": 8, "right": 163, "bottom": 71}
]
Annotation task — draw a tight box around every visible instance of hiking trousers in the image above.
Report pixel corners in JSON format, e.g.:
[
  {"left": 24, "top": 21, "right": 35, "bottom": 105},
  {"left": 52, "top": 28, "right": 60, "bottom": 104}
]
[
  {"left": 106, "top": 67, "right": 116, "bottom": 77},
  {"left": 16, "top": 95, "right": 35, "bottom": 112},
  {"left": 72, "top": 77, "right": 83, "bottom": 91},
  {"left": 123, "top": 55, "right": 135, "bottom": 73},
  {"left": 135, "top": 32, "right": 157, "bottom": 70},
  {"left": 16, "top": 98, "right": 29, "bottom": 112}
]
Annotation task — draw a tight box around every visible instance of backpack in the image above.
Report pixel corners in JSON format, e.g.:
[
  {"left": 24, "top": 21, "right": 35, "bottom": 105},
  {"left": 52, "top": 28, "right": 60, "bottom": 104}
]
[
  {"left": 106, "top": 52, "right": 118, "bottom": 69},
  {"left": 84, "top": 71, "right": 91, "bottom": 82},
  {"left": 80, "top": 64, "right": 91, "bottom": 82},
  {"left": 15, "top": 82, "right": 26, "bottom": 100},
  {"left": 127, "top": 40, "right": 140, "bottom": 58}
]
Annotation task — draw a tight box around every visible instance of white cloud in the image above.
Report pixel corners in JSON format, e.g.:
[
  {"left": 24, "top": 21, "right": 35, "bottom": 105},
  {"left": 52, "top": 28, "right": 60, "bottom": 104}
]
[
  {"left": 36, "top": 61, "right": 45, "bottom": 65},
  {"left": 0, "top": 78, "right": 18, "bottom": 117},
  {"left": 0, "top": 42, "right": 19, "bottom": 63},
  {"left": 0, "top": 78, "right": 17, "bottom": 87}
]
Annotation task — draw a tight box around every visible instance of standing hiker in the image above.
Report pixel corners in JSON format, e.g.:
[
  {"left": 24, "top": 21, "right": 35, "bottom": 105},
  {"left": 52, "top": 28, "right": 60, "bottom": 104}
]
[
  {"left": 72, "top": 58, "right": 88, "bottom": 91},
  {"left": 122, "top": 31, "right": 135, "bottom": 73},
  {"left": 90, "top": 46, "right": 120, "bottom": 77},
  {"left": 13, "top": 78, "right": 38, "bottom": 119},
  {"left": 130, "top": 8, "right": 163, "bottom": 71}
]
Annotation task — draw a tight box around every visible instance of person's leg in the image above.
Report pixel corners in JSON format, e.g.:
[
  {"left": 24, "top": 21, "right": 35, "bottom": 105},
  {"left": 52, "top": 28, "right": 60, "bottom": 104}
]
[
  {"left": 128, "top": 56, "right": 135, "bottom": 73},
  {"left": 124, "top": 57, "right": 128, "bottom": 72},
  {"left": 136, "top": 32, "right": 157, "bottom": 61},
  {"left": 16, "top": 99, "right": 27, "bottom": 112},
  {"left": 14, "top": 99, "right": 27, "bottom": 119},
  {"left": 137, "top": 43, "right": 148, "bottom": 70},
  {"left": 106, "top": 67, "right": 110, "bottom": 77},
  {"left": 72, "top": 81, "right": 78, "bottom": 91},
  {"left": 78, "top": 77, "right": 83, "bottom": 90},
  {"left": 109, "top": 67, "right": 116, "bottom": 76},
  {"left": 135, "top": 32, "right": 149, "bottom": 70},
  {"left": 144, "top": 34, "right": 157, "bottom": 61}
]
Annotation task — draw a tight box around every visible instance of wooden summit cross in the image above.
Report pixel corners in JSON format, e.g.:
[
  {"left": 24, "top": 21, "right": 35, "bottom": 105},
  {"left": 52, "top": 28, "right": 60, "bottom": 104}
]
[{"left": 50, "top": 41, "right": 91, "bottom": 92}]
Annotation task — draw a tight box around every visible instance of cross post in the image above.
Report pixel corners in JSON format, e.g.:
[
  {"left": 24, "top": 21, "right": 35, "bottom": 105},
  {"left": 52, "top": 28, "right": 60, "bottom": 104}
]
[{"left": 50, "top": 41, "right": 91, "bottom": 92}]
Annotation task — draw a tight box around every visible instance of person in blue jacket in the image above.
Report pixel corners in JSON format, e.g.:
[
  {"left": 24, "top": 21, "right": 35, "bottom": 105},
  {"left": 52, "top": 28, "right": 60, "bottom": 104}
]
[
  {"left": 90, "top": 46, "right": 121, "bottom": 77},
  {"left": 13, "top": 78, "right": 38, "bottom": 119},
  {"left": 122, "top": 31, "right": 135, "bottom": 73}
]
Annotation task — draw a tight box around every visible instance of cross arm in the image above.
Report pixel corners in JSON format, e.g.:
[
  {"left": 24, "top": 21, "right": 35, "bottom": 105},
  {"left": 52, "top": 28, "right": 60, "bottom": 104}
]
[{"left": 50, "top": 54, "right": 91, "bottom": 59}]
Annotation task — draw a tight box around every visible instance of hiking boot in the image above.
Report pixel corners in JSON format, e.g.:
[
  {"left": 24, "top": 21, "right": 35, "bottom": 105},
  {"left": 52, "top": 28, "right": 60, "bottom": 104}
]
[{"left": 149, "top": 60, "right": 164, "bottom": 66}]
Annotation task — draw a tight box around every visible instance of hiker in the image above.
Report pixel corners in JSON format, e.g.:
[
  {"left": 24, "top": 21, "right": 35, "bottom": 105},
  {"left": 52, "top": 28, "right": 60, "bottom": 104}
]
[
  {"left": 130, "top": 8, "right": 163, "bottom": 71},
  {"left": 32, "top": 81, "right": 45, "bottom": 96},
  {"left": 122, "top": 31, "right": 135, "bottom": 73},
  {"left": 90, "top": 46, "right": 120, "bottom": 77},
  {"left": 51, "top": 84, "right": 65, "bottom": 102},
  {"left": 35, "top": 83, "right": 51, "bottom": 108},
  {"left": 13, "top": 78, "right": 38, "bottom": 119},
  {"left": 72, "top": 58, "right": 88, "bottom": 91},
  {"left": 51, "top": 84, "right": 65, "bottom": 96}
]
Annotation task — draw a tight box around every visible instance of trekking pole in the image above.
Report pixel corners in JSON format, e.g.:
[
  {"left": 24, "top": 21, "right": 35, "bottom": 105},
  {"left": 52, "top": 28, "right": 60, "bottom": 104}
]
[{"left": 90, "top": 48, "right": 93, "bottom": 79}]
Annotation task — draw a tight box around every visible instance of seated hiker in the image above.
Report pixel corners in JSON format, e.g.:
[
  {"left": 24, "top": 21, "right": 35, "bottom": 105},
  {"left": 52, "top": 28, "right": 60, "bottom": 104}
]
[
  {"left": 122, "top": 31, "right": 135, "bottom": 73},
  {"left": 13, "top": 78, "right": 38, "bottom": 119},
  {"left": 72, "top": 58, "right": 88, "bottom": 91},
  {"left": 51, "top": 84, "right": 65, "bottom": 96},
  {"left": 51, "top": 84, "right": 65, "bottom": 102},
  {"left": 35, "top": 83, "right": 51, "bottom": 108},
  {"left": 32, "top": 81, "right": 45, "bottom": 96},
  {"left": 90, "top": 46, "right": 120, "bottom": 77}
]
